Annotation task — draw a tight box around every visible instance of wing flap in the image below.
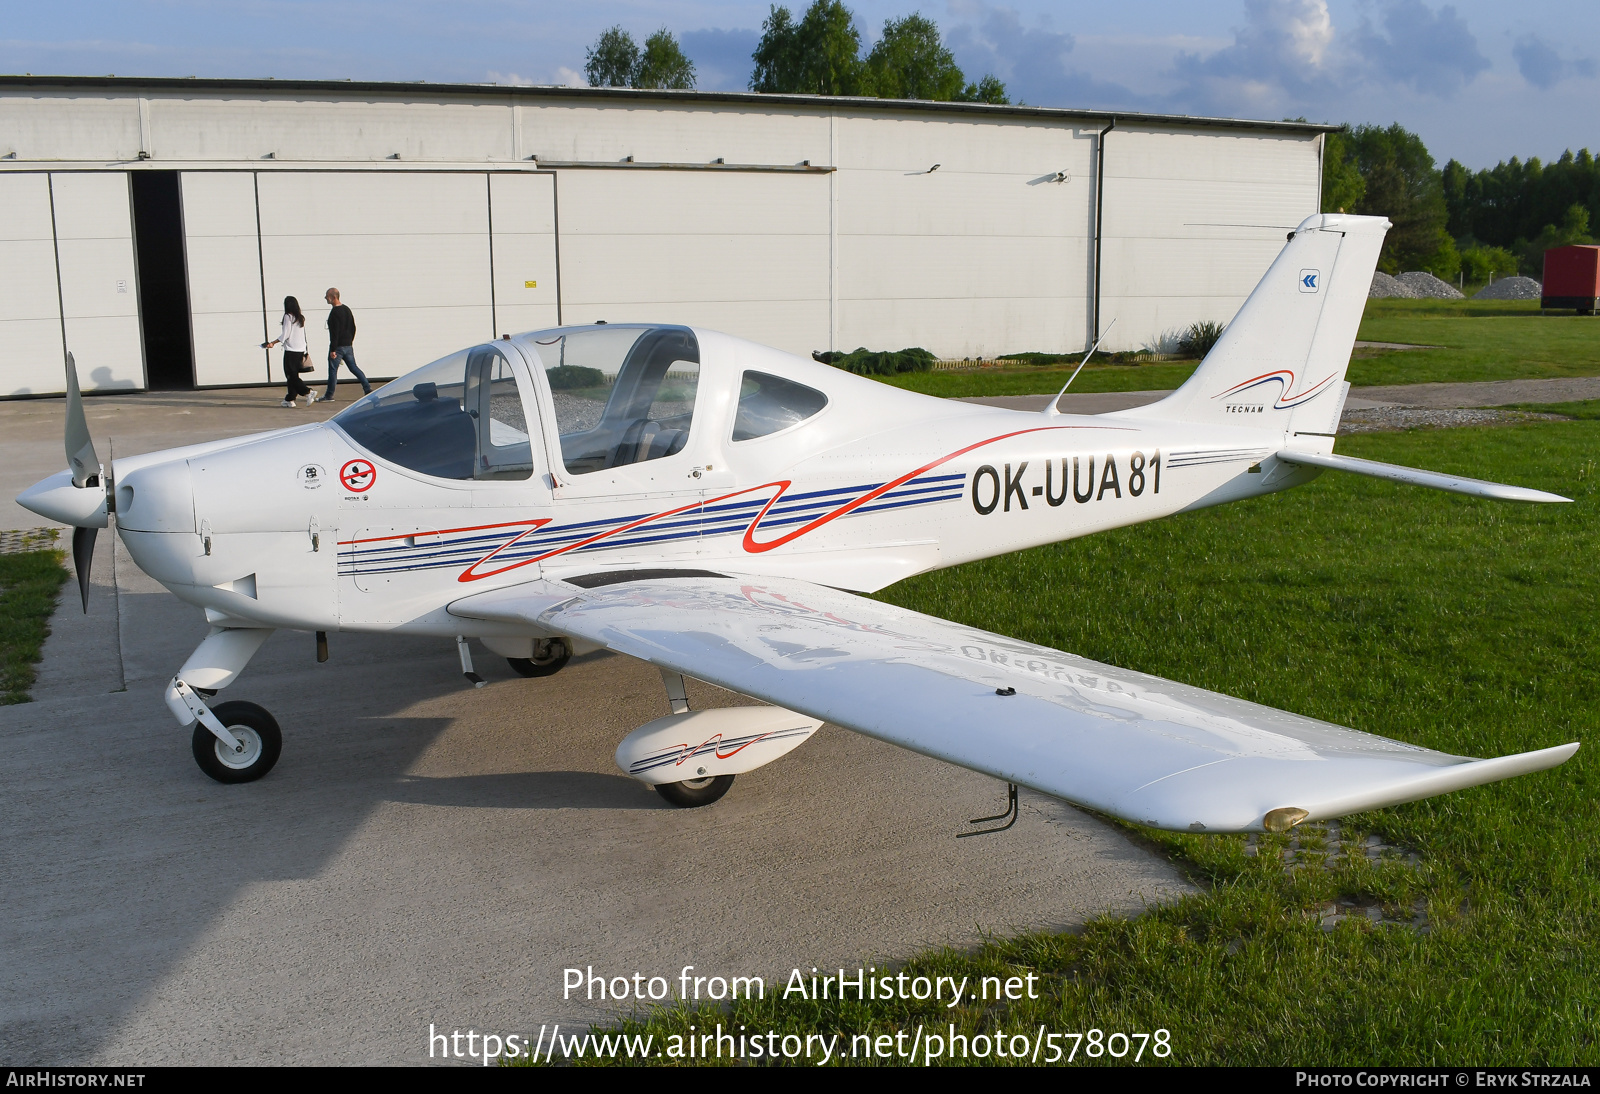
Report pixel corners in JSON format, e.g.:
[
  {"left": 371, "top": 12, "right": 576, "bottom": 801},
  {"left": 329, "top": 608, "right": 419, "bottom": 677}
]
[{"left": 450, "top": 575, "right": 1575, "bottom": 832}]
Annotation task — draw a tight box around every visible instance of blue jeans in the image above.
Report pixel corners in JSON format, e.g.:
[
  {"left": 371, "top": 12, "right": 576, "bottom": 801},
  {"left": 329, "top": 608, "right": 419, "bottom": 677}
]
[{"left": 325, "top": 345, "right": 370, "bottom": 398}]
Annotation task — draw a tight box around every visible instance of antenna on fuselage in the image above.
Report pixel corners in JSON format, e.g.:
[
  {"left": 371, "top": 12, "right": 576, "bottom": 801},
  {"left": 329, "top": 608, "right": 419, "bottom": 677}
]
[{"left": 1043, "top": 318, "right": 1116, "bottom": 418}]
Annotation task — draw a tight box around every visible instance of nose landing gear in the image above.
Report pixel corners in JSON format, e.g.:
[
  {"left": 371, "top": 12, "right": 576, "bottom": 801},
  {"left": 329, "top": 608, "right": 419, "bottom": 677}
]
[
  {"left": 191, "top": 701, "right": 282, "bottom": 783},
  {"left": 164, "top": 626, "right": 279, "bottom": 784}
]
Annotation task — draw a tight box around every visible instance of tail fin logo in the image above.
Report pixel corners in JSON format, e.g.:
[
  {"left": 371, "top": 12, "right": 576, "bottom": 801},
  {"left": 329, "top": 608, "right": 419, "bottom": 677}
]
[
  {"left": 1213, "top": 369, "right": 1336, "bottom": 410},
  {"left": 1299, "top": 269, "right": 1320, "bottom": 293}
]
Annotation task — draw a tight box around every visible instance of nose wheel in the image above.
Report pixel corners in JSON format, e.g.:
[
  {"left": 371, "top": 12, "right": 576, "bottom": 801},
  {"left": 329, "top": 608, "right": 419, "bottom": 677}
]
[{"left": 191, "top": 700, "right": 282, "bottom": 784}]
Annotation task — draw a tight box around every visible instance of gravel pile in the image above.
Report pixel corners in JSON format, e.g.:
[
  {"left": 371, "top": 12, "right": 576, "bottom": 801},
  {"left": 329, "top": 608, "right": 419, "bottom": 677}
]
[
  {"left": 1395, "top": 271, "right": 1464, "bottom": 299},
  {"left": 1369, "top": 271, "right": 1420, "bottom": 298},
  {"left": 1474, "top": 275, "right": 1542, "bottom": 300}
]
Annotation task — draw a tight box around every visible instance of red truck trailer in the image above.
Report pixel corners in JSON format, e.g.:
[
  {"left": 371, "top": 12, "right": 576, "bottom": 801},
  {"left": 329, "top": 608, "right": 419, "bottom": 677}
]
[{"left": 1542, "top": 245, "right": 1600, "bottom": 313}]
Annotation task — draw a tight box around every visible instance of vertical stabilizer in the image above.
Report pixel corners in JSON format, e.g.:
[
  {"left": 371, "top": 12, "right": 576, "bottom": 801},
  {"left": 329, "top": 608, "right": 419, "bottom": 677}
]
[{"left": 1123, "top": 213, "right": 1389, "bottom": 435}]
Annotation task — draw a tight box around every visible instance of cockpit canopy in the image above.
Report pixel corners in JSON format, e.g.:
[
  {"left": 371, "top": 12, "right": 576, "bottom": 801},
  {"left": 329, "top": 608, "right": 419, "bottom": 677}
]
[
  {"left": 333, "top": 343, "right": 533, "bottom": 481},
  {"left": 526, "top": 326, "right": 700, "bottom": 476},
  {"left": 332, "top": 324, "right": 831, "bottom": 485}
]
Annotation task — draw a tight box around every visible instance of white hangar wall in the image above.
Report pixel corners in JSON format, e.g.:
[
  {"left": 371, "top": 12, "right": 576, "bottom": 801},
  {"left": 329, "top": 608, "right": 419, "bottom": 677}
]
[{"left": 0, "top": 80, "right": 1328, "bottom": 397}]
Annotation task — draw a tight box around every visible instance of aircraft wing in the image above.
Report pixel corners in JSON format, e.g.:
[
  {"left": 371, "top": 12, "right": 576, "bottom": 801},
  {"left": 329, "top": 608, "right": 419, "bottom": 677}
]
[{"left": 449, "top": 573, "right": 1576, "bottom": 833}]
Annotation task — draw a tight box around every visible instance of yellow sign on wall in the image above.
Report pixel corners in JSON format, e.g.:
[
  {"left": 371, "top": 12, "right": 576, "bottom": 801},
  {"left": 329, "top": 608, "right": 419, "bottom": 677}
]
[{"left": 524, "top": 280, "right": 538, "bottom": 288}]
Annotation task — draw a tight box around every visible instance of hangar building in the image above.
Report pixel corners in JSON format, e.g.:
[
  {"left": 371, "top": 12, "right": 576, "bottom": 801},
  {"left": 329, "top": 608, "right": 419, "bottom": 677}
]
[{"left": 0, "top": 76, "right": 1332, "bottom": 396}]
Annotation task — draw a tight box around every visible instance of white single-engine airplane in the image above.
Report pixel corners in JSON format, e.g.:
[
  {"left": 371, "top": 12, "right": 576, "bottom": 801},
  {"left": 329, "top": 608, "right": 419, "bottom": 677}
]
[{"left": 19, "top": 213, "right": 1579, "bottom": 831}]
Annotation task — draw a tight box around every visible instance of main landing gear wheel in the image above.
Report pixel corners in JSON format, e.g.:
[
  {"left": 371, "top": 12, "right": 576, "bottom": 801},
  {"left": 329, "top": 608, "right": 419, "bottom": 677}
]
[
  {"left": 191, "top": 700, "right": 282, "bottom": 784},
  {"left": 655, "top": 774, "right": 735, "bottom": 808},
  {"left": 507, "top": 638, "right": 572, "bottom": 679}
]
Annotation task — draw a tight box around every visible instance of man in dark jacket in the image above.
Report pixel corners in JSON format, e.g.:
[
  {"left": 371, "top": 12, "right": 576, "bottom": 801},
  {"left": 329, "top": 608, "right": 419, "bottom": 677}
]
[{"left": 320, "top": 287, "right": 371, "bottom": 403}]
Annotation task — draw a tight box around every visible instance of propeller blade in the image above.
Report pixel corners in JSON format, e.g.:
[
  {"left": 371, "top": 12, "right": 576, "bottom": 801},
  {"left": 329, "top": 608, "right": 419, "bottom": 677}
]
[
  {"left": 72, "top": 525, "right": 97, "bottom": 614},
  {"left": 65, "top": 352, "right": 100, "bottom": 488}
]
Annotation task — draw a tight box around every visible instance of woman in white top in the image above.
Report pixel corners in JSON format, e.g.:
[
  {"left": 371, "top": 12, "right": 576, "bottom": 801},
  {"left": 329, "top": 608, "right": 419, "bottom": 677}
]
[{"left": 265, "top": 296, "right": 316, "bottom": 407}]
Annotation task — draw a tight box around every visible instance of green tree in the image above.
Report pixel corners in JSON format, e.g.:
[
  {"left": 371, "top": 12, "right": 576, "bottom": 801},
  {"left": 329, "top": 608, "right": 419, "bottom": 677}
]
[
  {"left": 585, "top": 26, "right": 696, "bottom": 90},
  {"left": 751, "top": 1, "right": 865, "bottom": 95},
  {"left": 1320, "top": 128, "right": 1366, "bottom": 214},
  {"left": 585, "top": 26, "right": 638, "bottom": 88},
  {"left": 750, "top": 2, "right": 1006, "bottom": 102},
  {"left": 1459, "top": 244, "right": 1518, "bottom": 284},
  {"left": 955, "top": 73, "right": 1010, "bottom": 104},
  {"left": 1517, "top": 203, "right": 1594, "bottom": 276},
  {"left": 1345, "top": 123, "right": 1457, "bottom": 276},
  {"left": 862, "top": 13, "right": 965, "bottom": 100},
  {"left": 1443, "top": 149, "right": 1600, "bottom": 258},
  {"left": 635, "top": 29, "right": 696, "bottom": 89}
]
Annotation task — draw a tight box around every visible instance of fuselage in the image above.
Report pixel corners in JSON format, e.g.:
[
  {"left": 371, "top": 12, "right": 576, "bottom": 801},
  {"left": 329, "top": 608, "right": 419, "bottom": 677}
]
[{"left": 96, "top": 325, "right": 1320, "bottom": 641}]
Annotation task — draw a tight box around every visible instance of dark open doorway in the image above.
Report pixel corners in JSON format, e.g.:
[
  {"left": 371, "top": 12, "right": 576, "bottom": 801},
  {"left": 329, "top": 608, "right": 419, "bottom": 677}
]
[{"left": 129, "top": 171, "right": 195, "bottom": 390}]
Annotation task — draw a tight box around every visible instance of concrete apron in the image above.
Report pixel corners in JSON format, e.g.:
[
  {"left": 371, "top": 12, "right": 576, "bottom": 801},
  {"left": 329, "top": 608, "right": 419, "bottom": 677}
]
[{"left": 0, "top": 390, "right": 1192, "bottom": 1066}]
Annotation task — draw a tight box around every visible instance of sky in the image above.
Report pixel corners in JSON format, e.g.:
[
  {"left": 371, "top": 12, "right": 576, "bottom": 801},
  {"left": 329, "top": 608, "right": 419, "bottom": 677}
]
[{"left": 4, "top": 0, "right": 1598, "bottom": 169}]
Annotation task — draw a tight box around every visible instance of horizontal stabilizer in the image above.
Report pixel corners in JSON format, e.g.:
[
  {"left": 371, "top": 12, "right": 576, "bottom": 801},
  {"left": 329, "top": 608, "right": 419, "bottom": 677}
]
[{"left": 1278, "top": 449, "right": 1571, "bottom": 503}]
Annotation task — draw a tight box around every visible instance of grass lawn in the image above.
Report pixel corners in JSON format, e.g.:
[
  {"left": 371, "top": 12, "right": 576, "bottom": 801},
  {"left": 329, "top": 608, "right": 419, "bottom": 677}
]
[
  {"left": 866, "top": 298, "right": 1600, "bottom": 400},
  {"left": 554, "top": 418, "right": 1598, "bottom": 1066},
  {"left": 0, "top": 546, "right": 69, "bottom": 703}
]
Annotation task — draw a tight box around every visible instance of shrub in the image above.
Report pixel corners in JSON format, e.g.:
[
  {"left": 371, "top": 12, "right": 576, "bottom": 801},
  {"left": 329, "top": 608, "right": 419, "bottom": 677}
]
[
  {"left": 814, "top": 346, "right": 937, "bottom": 376},
  {"left": 545, "top": 364, "right": 606, "bottom": 391},
  {"left": 1460, "top": 245, "right": 1518, "bottom": 284},
  {"left": 1177, "top": 320, "right": 1225, "bottom": 360}
]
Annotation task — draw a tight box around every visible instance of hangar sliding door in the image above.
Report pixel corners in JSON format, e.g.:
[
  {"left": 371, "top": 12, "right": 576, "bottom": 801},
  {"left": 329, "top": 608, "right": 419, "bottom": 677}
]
[
  {"left": 0, "top": 172, "right": 142, "bottom": 396},
  {"left": 52, "top": 174, "right": 143, "bottom": 392},
  {"left": 556, "top": 169, "right": 828, "bottom": 355},
  {"left": 255, "top": 172, "right": 498, "bottom": 384},
  {"left": 1098, "top": 129, "right": 1321, "bottom": 348},
  {"left": 489, "top": 173, "right": 560, "bottom": 336},
  {"left": 182, "top": 172, "right": 270, "bottom": 387},
  {"left": 833, "top": 116, "right": 1096, "bottom": 359},
  {"left": 0, "top": 174, "right": 67, "bottom": 397}
]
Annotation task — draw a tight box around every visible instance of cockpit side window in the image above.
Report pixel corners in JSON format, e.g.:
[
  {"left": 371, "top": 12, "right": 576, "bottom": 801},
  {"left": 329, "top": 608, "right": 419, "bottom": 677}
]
[
  {"left": 533, "top": 326, "right": 700, "bottom": 476},
  {"left": 334, "top": 345, "right": 534, "bottom": 481},
  {"left": 732, "top": 371, "right": 828, "bottom": 441}
]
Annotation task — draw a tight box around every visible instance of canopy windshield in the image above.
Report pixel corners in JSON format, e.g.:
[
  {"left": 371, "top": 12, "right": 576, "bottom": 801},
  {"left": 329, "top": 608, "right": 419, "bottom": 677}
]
[{"left": 333, "top": 345, "right": 534, "bottom": 481}]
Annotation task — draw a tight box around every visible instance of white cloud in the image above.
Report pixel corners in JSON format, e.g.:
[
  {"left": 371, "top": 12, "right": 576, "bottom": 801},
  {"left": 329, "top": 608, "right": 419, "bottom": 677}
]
[{"left": 484, "top": 67, "right": 585, "bottom": 88}]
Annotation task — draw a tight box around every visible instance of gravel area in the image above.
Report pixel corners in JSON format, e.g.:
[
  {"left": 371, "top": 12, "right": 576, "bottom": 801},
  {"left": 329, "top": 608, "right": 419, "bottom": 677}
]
[
  {"left": 1474, "top": 275, "right": 1542, "bottom": 300},
  {"left": 1339, "top": 406, "right": 1568, "bottom": 433},
  {"left": 1395, "top": 271, "right": 1464, "bottom": 299},
  {"left": 1369, "top": 271, "right": 1420, "bottom": 298}
]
